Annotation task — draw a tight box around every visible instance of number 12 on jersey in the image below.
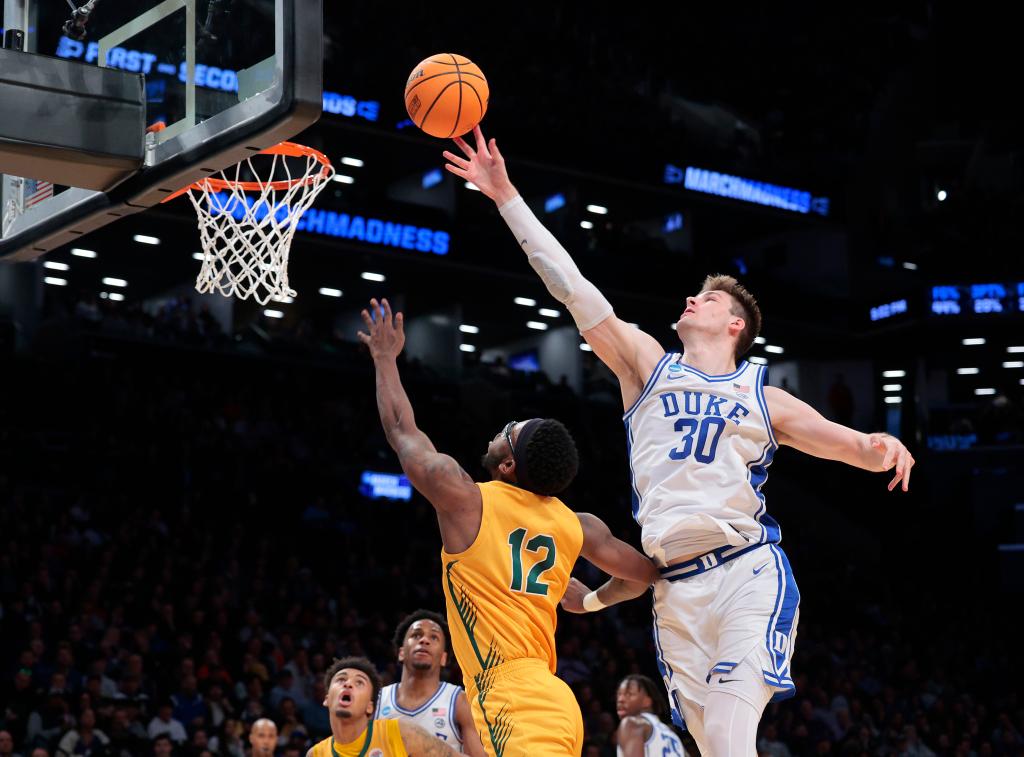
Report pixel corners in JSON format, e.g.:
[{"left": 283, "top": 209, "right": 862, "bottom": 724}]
[{"left": 508, "top": 528, "right": 556, "bottom": 596}]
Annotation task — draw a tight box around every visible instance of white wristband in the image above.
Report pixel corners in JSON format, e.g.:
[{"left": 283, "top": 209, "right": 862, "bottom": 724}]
[{"left": 582, "top": 591, "right": 607, "bottom": 612}]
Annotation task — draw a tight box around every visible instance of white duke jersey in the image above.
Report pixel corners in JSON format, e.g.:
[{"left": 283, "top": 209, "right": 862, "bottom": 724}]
[
  {"left": 616, "top": 712, "right": 686, "bottom": 757},
  {"left": 376, "top": 681, "right": 465, "bottom": 751},
  {"left": 624, "top": 354, "right": 780, "bottom": 564}
]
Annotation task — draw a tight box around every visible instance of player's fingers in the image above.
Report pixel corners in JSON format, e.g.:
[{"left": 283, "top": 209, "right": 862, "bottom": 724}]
[
  {"left": 395, "top": 312, "right": 404, "bottom": 332},
  {"left": 360, "top": 309, "right": 374, "bottom": 330},
  {"left": 356, "top": 331, "right": 370, "bottom": 344},
  {"left": 904, "top": 456, "right": 914, "bottom": 491},
  {"left": 881, "top": 443, "right": 897, "bottom": 470},
  {"left": 444, "top": 164, "right": 469, "bottom": 178},
  {"left": 489, "top": 137, "right": 503, "bottom": 161},
  {"left": 442, "top": 150, "right": 471, "bottom": 169},
  {"left": 382, "top": 298, "right": 393, "bottom": 324},
  {"left": 474, "top": 125, "right": 489, "bottom": 157},
  {"left": 453, "top": 136, "right": 475, "bottom": 158}
]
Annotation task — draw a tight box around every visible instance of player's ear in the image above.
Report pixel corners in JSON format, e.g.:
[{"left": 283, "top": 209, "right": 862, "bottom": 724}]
[
  {"left": 397, "top": 647, "right": 405, "bottom": 664},
  {"left": 366, "top": 696, "right": 375, "bottom": 718},
  {"left": 440, "top": 650, "right": 448, "bottom": 667}
]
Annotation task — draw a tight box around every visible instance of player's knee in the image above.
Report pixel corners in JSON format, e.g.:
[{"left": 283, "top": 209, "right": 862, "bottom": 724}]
[{"left": 704, "top": 694, "right": 757, "bottom": 757}]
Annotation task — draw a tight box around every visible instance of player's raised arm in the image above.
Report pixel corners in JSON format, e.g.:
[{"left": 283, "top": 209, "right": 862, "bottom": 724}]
[
  {"left": 765, "top": 385, "right": 916, "bottom": 492},
  {"left": 443, "top": 126, "right": 665, "bottom": 405},
  {"left": 358, "top": 298, "right": 481, "bottom": 513}
]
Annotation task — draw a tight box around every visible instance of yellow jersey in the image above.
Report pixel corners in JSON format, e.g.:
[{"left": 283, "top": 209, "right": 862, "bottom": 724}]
[
  {"left": 441, "top": 481, "right": 584, "bottom": 682},
  {"left": 308, "top": 719, "right": 407, "bottom": 757}
]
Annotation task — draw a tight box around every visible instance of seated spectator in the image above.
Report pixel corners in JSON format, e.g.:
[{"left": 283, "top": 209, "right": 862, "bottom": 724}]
[{"left": 146, "top": 703, "right": 187, "bottom": 745}]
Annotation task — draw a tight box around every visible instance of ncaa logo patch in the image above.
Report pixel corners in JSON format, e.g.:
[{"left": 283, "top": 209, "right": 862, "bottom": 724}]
[
  {"left": 369, "top": 750, "right": 384, "bottom": 757},
  {"left": 380, "top": 706, "right": 391, "bottom": 716},
  {"left": 668, "top": 363, "right": 683, "bottom": 372}
]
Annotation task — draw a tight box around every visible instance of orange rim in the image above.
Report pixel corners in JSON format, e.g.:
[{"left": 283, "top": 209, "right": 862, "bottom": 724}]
[{"left": 161, "top": 142, "right": 333, "bottom": 203}]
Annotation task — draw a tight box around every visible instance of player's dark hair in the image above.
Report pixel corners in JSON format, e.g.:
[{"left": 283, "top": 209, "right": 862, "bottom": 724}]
[
  {"left": 392, "top": 609, "right": 449, "bottom": 652},
  {"left": 519, "top": 419, "right": 579, "bottom": 496},
  {"left": 621, "top": 674, "right": 667, "bottom": 718},
  {"left": 700, "top": 274, "right": 762, "bottom": 360},
  {"left": 323, "top": 656, "right": 382, "bottom": 708}
]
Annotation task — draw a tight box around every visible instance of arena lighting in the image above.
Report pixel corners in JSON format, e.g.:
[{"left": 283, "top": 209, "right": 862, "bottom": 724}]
[
  {"left": 885, "top": 397, "right": 902, "bottom": 405},
  {"left": 108, "top": 292, "right": 125, "bottom": 302},
  {"left": 937, "top": 189, "right": 948, "bottom": 202},
  {"left": 459, "top": 325, "right": 479, "bottom": 334},
  {"left": 586, "top": 204, "right": 608, "bottom": 215},
  {"left": 459, "top": 344, "right": 476, "bottom": 353},
  {"left": 883, "top": 384, "right": 902, "bottom": 392},
  {"left": 318, "top": 287, "right": 342, "bottom": 298},
  {"left": 43, "top": 277, "right": 67, "bottom": 286},
  {"left": 526, "top": 321, "right": 548, "bottom": 331},
  {"left": 754, "top": 337, "right": 766, "bottom": 345},
  {"left": 341, "top": 157, "right": 364, "bottom": 167},
  {"left": 764, "top": 345, "right": 784, "bottom": 354},
  {"left": 882, "top": 370, "right": 906, "bottom": 378},
  {"left": 71, "top": 248, "right": 96, "bottom": 258},
  {"left": 962, "top": 338, "right": 986, "bottom": 346},
  {"left": 421, "top": 169, "right": 442, "bottom": 189},
  {"left": 1008, "top": 346, "right": 1024, "bottom": 353},
  {"left": 361, "top": 272, "right": 385, "bottom": 282},
  {"left": 271, "top": 295, "right": 294, "bottom": 304},
  {"left": 514, "top": 297, "right": 536, "bottom": 307},
  {"left": 332, "top": 174, "right": 354, "bottom": 184},
  {"left": 538, "top": 308, "right": 560, "bottom": 318},
  {"left": 956, "top": 368, "right": 980, "bottom": 375},
  {"left": 192, "top": 252, "right": 206, "bottom": 261},
  {"left": 263, "top": 309, "right": 284, "bottom": 319},
  {"left": 43, "top": 261, "right": 69, "bottom": 271},
  {"left": 975, "top": 388, "right": 996, "bottom": 396},
  {"left": 580, "top": 220, "right": 594, "bottom": 230},
  {"left": 748, "top": 356, "right": 767, "bottom": 365},
  {"left": 1003, "top": 361, "right": 1024, "bottom": 369},
  {"left": 580, "top": 343, "right": 593, "bottom": 352},
  {"left": 545, "top": 194, "right": 566, "bottom": 213},
  {"left": 102, "top": 277, "right": 127, "bottom": 287},
  {"left": 465, "top": 182, "right": 481, "bottom": 191},
  {"left": 133, "top": 234, "right": 160, "bottom": 245},
  {"left": 903, "top": 262, "right": 918, "bottom": 270}
]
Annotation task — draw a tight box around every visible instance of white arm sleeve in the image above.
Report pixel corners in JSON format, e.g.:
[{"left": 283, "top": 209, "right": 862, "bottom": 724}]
[{"left": 498, "top": 195, "right": 614, "bottom": 332}]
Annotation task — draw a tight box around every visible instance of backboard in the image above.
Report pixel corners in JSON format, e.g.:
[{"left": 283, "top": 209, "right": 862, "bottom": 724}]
[{"left": 0, "top": 0, "right": 323, "bottom": 261}]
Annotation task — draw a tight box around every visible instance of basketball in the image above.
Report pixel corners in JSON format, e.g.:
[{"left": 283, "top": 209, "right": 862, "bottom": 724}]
[{"left": 404, "top": 54, "right": 489, "bottom": 139}]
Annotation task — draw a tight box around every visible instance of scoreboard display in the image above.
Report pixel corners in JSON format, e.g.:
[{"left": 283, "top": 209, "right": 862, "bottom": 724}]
[{"left": 931, "top": 283, "right": 1024, "bottom": 316}]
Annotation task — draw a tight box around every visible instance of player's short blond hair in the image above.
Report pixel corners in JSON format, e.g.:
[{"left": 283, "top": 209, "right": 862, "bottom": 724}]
[{"left": 700, "top": 274, "right": 762, "bottom": 360}]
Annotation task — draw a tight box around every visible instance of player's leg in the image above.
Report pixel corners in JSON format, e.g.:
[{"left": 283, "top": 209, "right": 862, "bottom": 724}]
[
  {"left": 652, "top": 576, "right": 719, "bottom": 755},
  {"left": 704, "top": 689, "right": 762, "bottom": 756}
]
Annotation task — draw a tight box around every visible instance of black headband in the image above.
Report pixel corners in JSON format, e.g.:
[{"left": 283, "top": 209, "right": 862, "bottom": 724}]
[{"left": 511, "top": 419, "right": 544, "bottom": 493}]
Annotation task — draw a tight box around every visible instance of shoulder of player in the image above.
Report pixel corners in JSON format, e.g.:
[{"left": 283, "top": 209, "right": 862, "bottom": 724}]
[{"left": 618, "top": 714, "right": 654, "bottom": 739}]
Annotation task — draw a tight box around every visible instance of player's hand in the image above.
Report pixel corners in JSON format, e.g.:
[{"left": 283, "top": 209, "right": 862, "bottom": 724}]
[
  {"left": 357, "top": 298, "right": 405, "bottom": 360},
  {"left": 869, "top": 433, "right": 915, "bottom": 492},
  {"left": 559, "top": 577, "right": 592, "bottom": 614},
  {"left": 443, "top": 125, "right": 517, "bottom": 205}
]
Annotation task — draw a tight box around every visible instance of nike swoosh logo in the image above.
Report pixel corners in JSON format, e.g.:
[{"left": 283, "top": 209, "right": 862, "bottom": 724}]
[
  {"left": 752, "top": 563, "right": 769, "bottom": 575},
  {"left": 717, "top": 677, "right": 741, "bottom": 684},
  {"left": 520, "top": 238, "right": 528, "bottom": 247}
]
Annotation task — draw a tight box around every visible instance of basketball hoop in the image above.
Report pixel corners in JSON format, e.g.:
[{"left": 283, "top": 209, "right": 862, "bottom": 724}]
[{"left": 164, "top": 142, "right": 334, "bottom": 305}]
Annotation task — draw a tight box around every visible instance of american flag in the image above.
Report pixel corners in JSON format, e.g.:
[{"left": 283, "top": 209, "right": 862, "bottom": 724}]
[
  {"left": 24, "top": 179, "right": 54, "bottom": 209},
  {"left": 733, "top": 382, "right": 751, "bottom": 394}
]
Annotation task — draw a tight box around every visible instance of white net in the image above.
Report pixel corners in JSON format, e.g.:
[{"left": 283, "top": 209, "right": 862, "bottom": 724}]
[{"left": 186, "top": 145, "right": 334, "bottom": 305}]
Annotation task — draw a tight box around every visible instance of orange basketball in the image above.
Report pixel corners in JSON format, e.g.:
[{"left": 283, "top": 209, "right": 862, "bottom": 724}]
[{"left": 404, "top": 54, "right": 489, "bottom": 139}]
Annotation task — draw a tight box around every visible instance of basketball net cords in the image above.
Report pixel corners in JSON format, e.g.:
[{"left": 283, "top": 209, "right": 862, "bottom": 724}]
[
  {"left": 187, "top": 151, "right": 333, "bottom": 305},
  {"left": 2, "top": 177, "right": 25, "bottom": 237}
]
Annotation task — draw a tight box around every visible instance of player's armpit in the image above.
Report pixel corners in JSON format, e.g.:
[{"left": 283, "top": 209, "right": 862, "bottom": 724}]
[
  {"left": 581, "top": 317, "right": 665, "bottom": 407},
  {"left": 398, "top": 721, "right": 460, "bottom": 757},
  {"left": 394, "top": 434, "right": 481, "bottom": 514},
  {"left": 576, "top": 512, "right": 659, "bottom": 584}
]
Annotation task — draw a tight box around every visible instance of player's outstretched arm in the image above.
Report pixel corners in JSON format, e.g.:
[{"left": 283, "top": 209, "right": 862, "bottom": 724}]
[
  {"left": 454, "top": 690, "right": 487, "bottom": 757},
  {"left": 617, "top": 716, "right": 655, "bottom": 757},
  {"left": 443, "top": 126, "right": 665, "bottom": 406},
  {"left": 358, "top": 298, "right": 480, "bottom": 513},
  {"left": 560, "top": 513, "right": 658, "bottom": 614},
  {"left": 398, "top": 720, "right": 461, "bottom": 757},
  {"left": 765, "top": 385, "right": 915, "bottom": 492}
]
